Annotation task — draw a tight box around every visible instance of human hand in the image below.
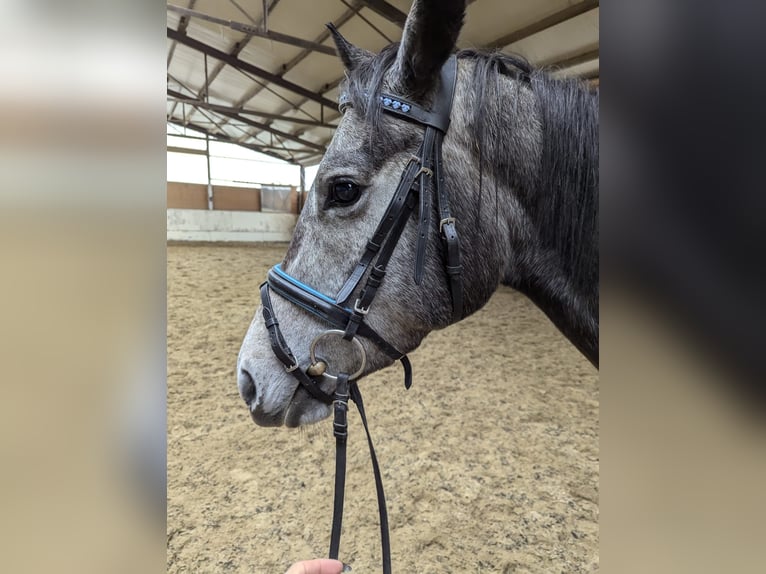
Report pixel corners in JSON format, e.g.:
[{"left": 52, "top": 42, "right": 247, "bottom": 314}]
[{"left": 284, "top": 558, "right": 349, "bottom": 574}]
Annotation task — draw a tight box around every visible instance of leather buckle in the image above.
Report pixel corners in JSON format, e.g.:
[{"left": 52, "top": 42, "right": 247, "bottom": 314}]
[
  {"left": 353, "top": 298, "right": 370, "bottom": 315},
  {"left": 333, "top": 394, "right": 349, "bottom": 438},
  {"left": 439, "top": 217, "right": 456, "bottom": 234},
  {"left": 333, "top": 396, "right": 349, "bottom": 407},
  {"left": 333, "top": 416, "right": 348, "bottom": 438},
  {"left": 416, "top": 166, "right": 433, "bottom": 178},
  {"left": 284, "top": 362, "right": 299, "bottom": 373}
]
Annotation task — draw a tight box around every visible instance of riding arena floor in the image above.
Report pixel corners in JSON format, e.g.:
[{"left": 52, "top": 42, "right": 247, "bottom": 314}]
[{"left": 168, "top": 243, "right": 599, "bottom": 573}]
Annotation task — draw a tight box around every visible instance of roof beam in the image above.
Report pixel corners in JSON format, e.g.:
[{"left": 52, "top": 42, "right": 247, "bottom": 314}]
[
  {"left": 341, "top": 0, "right": 393, "bottom": 42},
  {"left": 233, "top": 3, "right": 362, "bottom": 110},
  {"left": 167, "top": 4, "right": 336, "bottom": 56},
  {"left": 168, "top": 130, "right": 298, "bottom": 155},
  {"left": 187, "top": 104, "right": 326, "bottom": 152},
  {"left": 166, "top": 0, "right": 198, "bottom": 120},
  {"left": 487, "top": 0, "right": 599, "bottom": 49},
  {"left": 227, "top": 0, "right": 267, "bottom": 26},
  {"left": 258, "top": 76, "right": 344, "bottom": 148},
  {"left": 173, "top": 100, "right": 300, "bottom": 158},
  {"left": 167, "top": 0, "right": 197, "bottom": 68},
  {"left": 167, "top": 145, "right": 208, "bottom": 156},
  {"left": 167, "top": 118, "right": 297, "bottom": 163},
  {"left": 357, "top": 0, "right": 407, "bottom": 27},
  {"left": 237, "top": 4, "right": 367, "bottom": 132},
  {"left": 539, "top": 46, "right": 599, "bottom": 70},
  {"left": 168, "top": 90, "right": 337, "bottom": 129},
  {"left": 167, "top": 27, "right": 336, "bottom": 109},
  {"left": 167, "top": 72, "right": 204, "bottom": 124},
  {"left": 197, "top": 0, "right": 281, "bottom": 101}
]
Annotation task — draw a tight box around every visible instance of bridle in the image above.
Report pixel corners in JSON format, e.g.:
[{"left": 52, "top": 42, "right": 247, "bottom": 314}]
[{"left": 259, "top": 56, "right": 461, "bottom": 573}]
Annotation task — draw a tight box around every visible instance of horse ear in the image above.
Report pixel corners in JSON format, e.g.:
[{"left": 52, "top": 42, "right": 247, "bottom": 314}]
[
  {"left": 326, "top": 23, "right": 372, "bottom": 71},
  {"left": 392, "top": 0, "right": 465, "bottom": 98}
]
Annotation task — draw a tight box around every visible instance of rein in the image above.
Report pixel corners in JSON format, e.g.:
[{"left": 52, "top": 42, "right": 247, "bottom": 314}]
[{"left": 260, "top": 56, "right": 461, "bottom": 573}]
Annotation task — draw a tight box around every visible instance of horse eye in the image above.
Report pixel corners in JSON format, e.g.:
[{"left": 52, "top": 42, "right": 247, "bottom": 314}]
[{"left": 329, "top": 181, "right": 361, "bottom": 206}]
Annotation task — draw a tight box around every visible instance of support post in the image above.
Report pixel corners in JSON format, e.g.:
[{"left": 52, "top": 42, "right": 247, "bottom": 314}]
[
  {"left": 206, "top": 133, "right": 213, "bottom": 210},
  {"left": 204, "top": 53, "right": 214, "bottom": 211}
]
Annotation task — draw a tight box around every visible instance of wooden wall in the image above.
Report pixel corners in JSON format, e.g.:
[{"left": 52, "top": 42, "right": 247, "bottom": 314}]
[
  {"left": 167, "top": 182, "right": 208, "bottom": 210},
  {"left": 212, "top": 185, "right": 261, "bottom": 211},
  {"left": 167, "top": 182, "right": 300, "bottom": 213}
]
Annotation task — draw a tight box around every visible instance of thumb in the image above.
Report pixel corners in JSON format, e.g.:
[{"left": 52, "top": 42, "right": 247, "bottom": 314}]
[{"left": 284, "top": 558, "right": 346, "bottom": 574}]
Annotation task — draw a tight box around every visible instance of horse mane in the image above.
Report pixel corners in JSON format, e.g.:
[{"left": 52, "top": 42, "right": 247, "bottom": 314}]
[
  {"left": 344, "top": 46, "right": 599, "bottom": 294},
  {"left": 529, "top": 66, "right": 598, "bottom": 295},
  {"left": 459, "top": 50, "right": 599, "bottom": 294}
]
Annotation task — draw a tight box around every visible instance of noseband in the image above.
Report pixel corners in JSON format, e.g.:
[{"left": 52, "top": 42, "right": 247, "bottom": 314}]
[{"left": 259, "top": 56, "right": 461, "bottom": 573}]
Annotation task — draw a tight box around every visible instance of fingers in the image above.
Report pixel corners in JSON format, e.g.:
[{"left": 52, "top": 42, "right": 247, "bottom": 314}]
[{"left": 284, "top": 558, "right": 345, "bottom": 574}]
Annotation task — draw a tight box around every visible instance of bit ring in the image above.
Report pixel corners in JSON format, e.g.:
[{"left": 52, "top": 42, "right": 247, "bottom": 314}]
[{"left": 308, "top": 330, "right": 366, "bottom": 381}]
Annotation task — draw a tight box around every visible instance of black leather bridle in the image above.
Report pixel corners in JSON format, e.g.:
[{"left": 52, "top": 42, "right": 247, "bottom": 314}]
[{"left": 259, "top": 56, "right": 461, "bottom": 573}]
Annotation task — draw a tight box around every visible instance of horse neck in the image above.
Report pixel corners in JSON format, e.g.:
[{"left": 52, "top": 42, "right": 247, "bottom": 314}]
[{"left": 453, "top": 62, "right": 599, "bottom": 365}]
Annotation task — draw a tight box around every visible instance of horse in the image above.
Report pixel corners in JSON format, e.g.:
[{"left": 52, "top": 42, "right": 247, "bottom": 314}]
[{"left": 237, "top": 0, "right": 598, "bottom": 430}]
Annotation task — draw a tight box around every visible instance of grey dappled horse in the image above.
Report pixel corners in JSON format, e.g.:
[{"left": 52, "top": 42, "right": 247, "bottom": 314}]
[{"left": 238, "top": 0, "right": 598, "bottom": 428}]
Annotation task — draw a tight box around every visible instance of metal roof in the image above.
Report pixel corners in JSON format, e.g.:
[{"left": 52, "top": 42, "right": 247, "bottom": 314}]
[{"left": 167, "top": 0, "right": 599, "bottom": 166}]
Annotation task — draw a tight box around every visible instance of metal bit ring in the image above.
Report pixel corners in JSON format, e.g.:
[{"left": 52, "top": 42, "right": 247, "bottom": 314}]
[{"left": 308, "top": 329, "right": 366, "bottom": 381}]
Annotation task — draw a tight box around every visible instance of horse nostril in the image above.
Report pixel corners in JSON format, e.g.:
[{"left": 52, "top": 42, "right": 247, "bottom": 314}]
[{"left": 238, "top": 368, "right": 257, "bottom": 406}]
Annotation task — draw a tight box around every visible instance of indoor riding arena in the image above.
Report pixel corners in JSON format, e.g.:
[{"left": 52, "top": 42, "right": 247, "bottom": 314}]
[{"left": 167, "top": 1, "right": 599, "bottom": 573}]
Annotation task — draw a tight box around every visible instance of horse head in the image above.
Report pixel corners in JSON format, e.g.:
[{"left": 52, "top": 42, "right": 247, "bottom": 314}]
[{"left": 237, "top": 0, "right": 598, "bottom": 427}]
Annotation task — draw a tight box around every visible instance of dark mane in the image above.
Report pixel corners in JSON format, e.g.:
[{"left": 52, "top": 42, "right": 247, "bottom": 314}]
[
  {"left": 458, "top": 48, "right": 533, "bottom": 79},
  {"left": 344, "top": 47, "right": 599, "bottom": 294},
  {"left": 459, "top": 50, "right": 599, "bottom": 294},
  {"left": 527, "top": 68, "right": 598, "bottom": 294}
]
